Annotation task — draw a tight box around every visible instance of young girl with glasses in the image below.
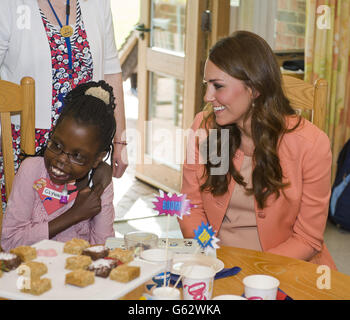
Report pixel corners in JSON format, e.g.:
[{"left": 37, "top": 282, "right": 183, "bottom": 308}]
[{"left": 1, "top": 80, "right": 116, "bottom": 251}]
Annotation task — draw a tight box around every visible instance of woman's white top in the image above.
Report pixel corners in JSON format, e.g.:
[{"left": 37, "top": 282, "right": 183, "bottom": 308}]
[{"left": 0, "top": 0, "right": 121, "bottom": 129}]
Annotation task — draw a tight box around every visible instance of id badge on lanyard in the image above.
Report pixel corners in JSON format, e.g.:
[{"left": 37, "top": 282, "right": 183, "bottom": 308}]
[{"left": 47, "top": 0, "right": 74, "bottom": 80}]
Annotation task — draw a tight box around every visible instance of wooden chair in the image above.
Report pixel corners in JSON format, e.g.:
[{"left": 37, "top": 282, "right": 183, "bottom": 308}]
[
  {"left": 282, "top": 75, "right": 328, "bottom": 132},
  {"left": 0, "top": 77, "right": 35, "bottom": 240}
]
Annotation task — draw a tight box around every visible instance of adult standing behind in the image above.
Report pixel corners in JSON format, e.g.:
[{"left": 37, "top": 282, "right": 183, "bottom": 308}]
[
  {"left": 179, "top": 31, "right": 337, "bottom": 270},
  {"left": 0, "top": 0, "right": 128, "bottom": 209}
]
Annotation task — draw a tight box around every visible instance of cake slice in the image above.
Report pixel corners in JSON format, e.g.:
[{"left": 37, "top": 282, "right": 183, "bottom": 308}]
[
  {"left": 87, "top": 258, "right": 119, "bottom": 278},
  {"left": 65, "top": 255, "right": 92, "bottom": 270},
  {"left": 65, "top": 269, "right": 95, "bottom": 287},
  {"left": 10, "top": 246, "right": 37, "bottom": 262},
  {"left": 108, "top": 248, "right": 134, "bottom": 263},
  {"left": 19, "top": 261, "right": 48, "bottom": 279},
  {"left": 110, "top": 264, "right": 140, "bottom": 283},
  {"left": 63, "top": 238, "right": 90, "bottom": 255},
  {"left": 82, "top": 245, "right": 109, "bottom": 261},
  {"left": 20, "top": 278, "right": 52, "bottom": 295}
]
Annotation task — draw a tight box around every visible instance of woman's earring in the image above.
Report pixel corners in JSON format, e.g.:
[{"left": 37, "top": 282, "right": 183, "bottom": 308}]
[{"left": 252, "top": 101, "right": 255, "bottom": 107}]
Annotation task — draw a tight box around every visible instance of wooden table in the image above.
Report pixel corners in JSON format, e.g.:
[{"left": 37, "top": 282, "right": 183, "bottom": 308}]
[{"left": 122, "top": 246, "right": 350, "bottom": 300}]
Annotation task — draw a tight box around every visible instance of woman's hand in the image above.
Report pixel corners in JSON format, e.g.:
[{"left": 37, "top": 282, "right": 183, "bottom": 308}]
[
  {"left": 112, "top": 142, "right": 128, "bottom": 178},
  {"left": 103, "top": 73, "right": 128, "bottom": 178},
  {"left": 93, "top": 162, "right": 112, "bottom": 189}
]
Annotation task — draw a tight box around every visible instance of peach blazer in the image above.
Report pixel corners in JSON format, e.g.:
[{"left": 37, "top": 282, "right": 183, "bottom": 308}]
[{"left": 179, "top": 112, "right": 337, "bottom": 270}]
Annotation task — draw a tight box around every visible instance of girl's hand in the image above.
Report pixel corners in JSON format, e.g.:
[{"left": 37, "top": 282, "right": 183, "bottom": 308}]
[
  {"left": 71, "top": 184, "right": 104, "bottom": 222},
  {"left": 48, "top": 184, "right": 104, "bottom": 239}
]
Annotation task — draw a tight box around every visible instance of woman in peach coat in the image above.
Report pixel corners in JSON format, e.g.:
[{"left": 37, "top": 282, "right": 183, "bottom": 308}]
[{"left": 179, "top": 31, "right": 336, "bottom": 270}]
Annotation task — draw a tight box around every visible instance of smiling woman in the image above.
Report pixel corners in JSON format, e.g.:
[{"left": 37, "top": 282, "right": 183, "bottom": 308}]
[
  {"left": 179, "top": 31, "right": 337, "bottom": 270},
  {"left": 0, "top": 81, "right": 117, "bottom": 251},
  {"left": 203, "top": 59, "right": 255, "bottom": 132}
]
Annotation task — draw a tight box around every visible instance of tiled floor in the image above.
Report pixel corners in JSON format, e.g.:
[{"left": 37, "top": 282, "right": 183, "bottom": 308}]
[
  {"left": 113, "top": 80, "right": 350, "bottom": 277},
  {"left": 111, "top": 80, "right": 183, "bottom": 240},
  {"left": 112, "top": 165, "right": 182, "bottom": 239}
]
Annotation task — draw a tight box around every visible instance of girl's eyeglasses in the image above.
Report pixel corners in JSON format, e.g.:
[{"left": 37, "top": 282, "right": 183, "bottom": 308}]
[{"left": 46, "top": 139, "right": 88, "bottom": 166}]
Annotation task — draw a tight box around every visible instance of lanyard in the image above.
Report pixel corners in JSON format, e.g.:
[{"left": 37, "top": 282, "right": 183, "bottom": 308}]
[{"left": 47, "top": 0, "right": 73, "bottom": 79}]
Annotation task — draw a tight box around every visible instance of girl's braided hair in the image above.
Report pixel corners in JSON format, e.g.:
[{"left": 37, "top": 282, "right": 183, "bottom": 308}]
[
  {"left": 30, "top": 80, "right": 116, "bottom": 161},
  {"left": 56, "top": 80, "right": 117, "bottom": 158}
]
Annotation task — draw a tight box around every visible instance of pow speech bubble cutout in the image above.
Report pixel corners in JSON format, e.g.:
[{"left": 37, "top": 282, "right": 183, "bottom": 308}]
[{"left": 152, "top": 190, "right": 195, "bottom": 220}]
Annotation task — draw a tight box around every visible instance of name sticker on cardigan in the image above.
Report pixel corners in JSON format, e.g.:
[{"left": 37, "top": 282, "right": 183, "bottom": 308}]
[
  {"left": 42, "top": 188, "right": 64, "bottom": 200},
  {"left": 33, "top": 178, "right": 77, "bottom": 215}
]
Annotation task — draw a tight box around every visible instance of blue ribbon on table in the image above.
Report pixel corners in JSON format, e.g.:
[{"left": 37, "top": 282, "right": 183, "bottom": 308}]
[{"left": 170, "top": 266, "right": 242, "bottom": 288}]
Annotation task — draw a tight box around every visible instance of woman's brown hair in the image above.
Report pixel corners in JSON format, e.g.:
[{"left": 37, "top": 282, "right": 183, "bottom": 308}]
[{"left": 200, "top": 30, "right": 300, "bottom": 209}]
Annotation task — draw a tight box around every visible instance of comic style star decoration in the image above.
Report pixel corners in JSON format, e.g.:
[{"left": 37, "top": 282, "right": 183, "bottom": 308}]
[
  {"left": 194, "top": 222, "right": 220, "bottom": 249},
  {"left": 152, "top": 190, "right": 195, "bottom": 220}
]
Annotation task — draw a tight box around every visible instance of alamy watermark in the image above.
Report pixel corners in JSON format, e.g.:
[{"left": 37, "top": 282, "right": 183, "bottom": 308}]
[
  {"left": 317, "top": 5, "right": 331, "bottom": 30},
  {"left": 316, "top": 265, "right": 331, "bottom": 290},
  {"left": 16, "top": 5, "right": 31, "bottom": 30},
  {"left": 16, "top": 4, "right": 331, "bottom": 31},
  {"left": 124, "top": 124, "right": 230, "bottom": 175},
  {"left": 16, "top": 264, "right": 31, "bottom": 290}
]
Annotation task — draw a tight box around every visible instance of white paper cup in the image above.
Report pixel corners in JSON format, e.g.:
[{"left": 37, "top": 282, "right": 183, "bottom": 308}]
[
  {"left": 212, "top": 295, "right": 247, "bottom": 300},
  {"left": 243, "top": 275, "right": 280, "bottom": 300},
  {"left": 182, "top": 265, "right": 215, "bottom": 300},
  {"left": 140, "top": 249, "right": 174, "bottom": 294},
  {"left": 152, "top": 287, "right": 181, "bottom": 300}
]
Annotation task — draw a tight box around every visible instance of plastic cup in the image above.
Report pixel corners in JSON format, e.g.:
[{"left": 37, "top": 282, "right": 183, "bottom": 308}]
[
  {"left": 212, "top": 295, "right": 247, "bottom": 300},
  {"left": 182, "top": 265, "right": 215, "bottom": 300},
  {"left": 243, "top": 274, "right": 280, "bottom": 300},
  {"left": 140, "top": 248, "right": 174, "bottom": 294},
  {"left": 124, "top": 231, "right": 158, "bottom": 257},
  {"left": 152, "top": 287, "right": 181, "bottom": 300}
]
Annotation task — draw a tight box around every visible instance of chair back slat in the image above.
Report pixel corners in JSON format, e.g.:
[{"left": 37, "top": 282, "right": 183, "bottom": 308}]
[
  {"left": 282, "top": 75, "right": 328, "bottom": 132},
  {"left": 0, "top": 76, "right": 35, "bottom": 242}
]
